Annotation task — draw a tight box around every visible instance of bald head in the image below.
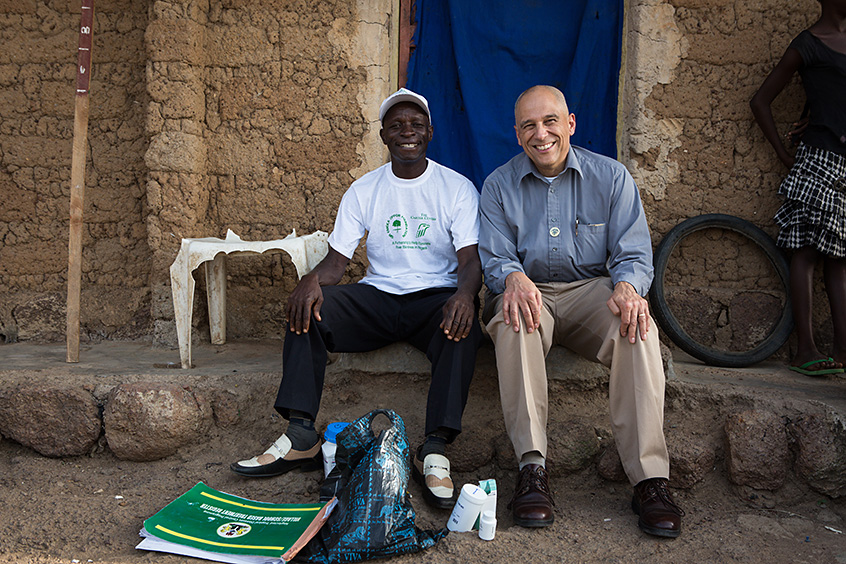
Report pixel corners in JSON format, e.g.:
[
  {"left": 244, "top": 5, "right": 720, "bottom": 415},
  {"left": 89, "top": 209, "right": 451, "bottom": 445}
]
[{"left": 514, "top": 85, "right": 569, "bottom": 124}]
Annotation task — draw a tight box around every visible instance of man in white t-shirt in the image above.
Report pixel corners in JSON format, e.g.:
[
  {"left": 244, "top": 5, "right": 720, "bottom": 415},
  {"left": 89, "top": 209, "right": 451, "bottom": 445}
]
[{"left": 230, "top": 88, "right": 483, "bottom": 509}]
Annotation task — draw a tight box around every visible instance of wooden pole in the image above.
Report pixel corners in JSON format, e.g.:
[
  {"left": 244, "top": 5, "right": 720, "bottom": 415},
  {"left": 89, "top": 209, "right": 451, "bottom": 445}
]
[{"left": 66, "top": 0, "right": 94, "bottom": 363}]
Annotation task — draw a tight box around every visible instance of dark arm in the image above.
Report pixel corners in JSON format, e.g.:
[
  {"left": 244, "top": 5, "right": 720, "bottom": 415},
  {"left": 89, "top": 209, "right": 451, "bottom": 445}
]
[
  {"left": 439, "top": 244, "right": 482, "bottom": 341},
  {"left": 750, "top": 47, "right": 804, "bottom": 168},
  {"left": 286, "top": 247, "right": 349, "bottom": 334}
]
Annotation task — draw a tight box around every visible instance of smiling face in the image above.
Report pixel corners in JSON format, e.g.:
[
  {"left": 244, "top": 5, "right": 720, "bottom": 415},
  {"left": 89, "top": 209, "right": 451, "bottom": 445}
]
[
  {"left": 514, "top": 86, "right": 576, "bottom": 177},
  {"left": 380, "top": 102, "right": 433, "bottom": 179}
]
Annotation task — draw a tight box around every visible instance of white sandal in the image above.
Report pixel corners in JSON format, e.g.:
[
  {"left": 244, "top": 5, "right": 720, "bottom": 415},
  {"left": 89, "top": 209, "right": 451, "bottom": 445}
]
[
  {"left": 412, "top": 451, "right": 455, "bottom": 509},
  {"left": 230, "top": 434, "right": 321, "bottom": 477}
]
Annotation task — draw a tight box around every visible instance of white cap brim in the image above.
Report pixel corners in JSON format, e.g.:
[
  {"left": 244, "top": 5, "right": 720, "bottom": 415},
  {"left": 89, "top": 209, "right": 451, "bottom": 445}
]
[{"left": 379, "top": 88, "right": 431, "bottom": 123}]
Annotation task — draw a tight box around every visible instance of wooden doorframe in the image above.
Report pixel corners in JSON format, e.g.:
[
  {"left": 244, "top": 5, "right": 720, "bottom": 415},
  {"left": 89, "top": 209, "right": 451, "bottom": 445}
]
[{"left": 398, "top": 0, "right": 416, "bottom": 88}]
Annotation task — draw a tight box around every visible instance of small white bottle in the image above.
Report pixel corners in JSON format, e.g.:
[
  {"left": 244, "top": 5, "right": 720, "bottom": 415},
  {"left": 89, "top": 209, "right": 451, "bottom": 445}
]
[
  {"left": 321, "top": 422, "right": 349, "bottom": 477},
  {"left": 478, "top": 510, "right": 496, "bottom": 541}
]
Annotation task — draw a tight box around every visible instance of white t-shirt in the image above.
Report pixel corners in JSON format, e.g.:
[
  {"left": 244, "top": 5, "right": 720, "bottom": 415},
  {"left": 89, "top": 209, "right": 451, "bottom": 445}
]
[{"left": 327, "top": 159, "right": 479, "bottom": 295}]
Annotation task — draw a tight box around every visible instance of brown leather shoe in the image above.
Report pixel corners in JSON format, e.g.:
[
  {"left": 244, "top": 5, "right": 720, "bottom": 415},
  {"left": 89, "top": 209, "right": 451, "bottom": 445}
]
[
  {"left": 509, "top": 464, "right": 554, "bottom": 527},
  {"left": 631, "top": 478, "right": 684, "bottom": 538}
]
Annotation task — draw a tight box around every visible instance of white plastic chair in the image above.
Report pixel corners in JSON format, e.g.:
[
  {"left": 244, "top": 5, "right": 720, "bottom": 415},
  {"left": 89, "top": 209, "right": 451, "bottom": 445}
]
[{"left": 169, "top": 229, "right": 328, "bottom": 368}]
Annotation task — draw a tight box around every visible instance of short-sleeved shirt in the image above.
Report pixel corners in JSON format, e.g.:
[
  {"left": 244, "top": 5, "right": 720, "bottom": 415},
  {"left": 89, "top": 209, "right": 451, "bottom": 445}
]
[
  {"left": 328, "top": 159, "right": 479, "bottom": 295},
  {"left": 789, "top": 30, "right": 846, "bottom": 155}
]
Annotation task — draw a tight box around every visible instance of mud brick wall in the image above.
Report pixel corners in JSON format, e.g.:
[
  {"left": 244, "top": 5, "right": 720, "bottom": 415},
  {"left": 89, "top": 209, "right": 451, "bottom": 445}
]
[
  {"left": 622, "top": 0, "right": 826, "bottom": 355},
  {"left": 0, "top": 0, "right": 832, "bottom": 351},
  {"left": 0, "top": 0, "right": 150, "bottom": 343},
  {"left": 0, "top": 0, "right": 390, "bottom": 346},
  {"left": 623, "top": 0, "right": 819, "bottom": 234},
  {"left": 144, "top": 0, "right": 388, "bottom": 344}
]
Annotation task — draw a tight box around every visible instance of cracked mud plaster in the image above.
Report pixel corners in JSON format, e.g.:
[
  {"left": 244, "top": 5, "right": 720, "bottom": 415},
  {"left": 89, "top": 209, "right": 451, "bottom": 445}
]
[
  {"left": 624, "top": 0, "right": 820, "bottom": 238},
  {"left": 1, "top": 0, "right": 390, "bottom": 343},
  {"left": 622, "top": 1, "right": 688, "bottom": 204},
  {"left": 328, "top": 1, "right": 393, "bottom": 177}
]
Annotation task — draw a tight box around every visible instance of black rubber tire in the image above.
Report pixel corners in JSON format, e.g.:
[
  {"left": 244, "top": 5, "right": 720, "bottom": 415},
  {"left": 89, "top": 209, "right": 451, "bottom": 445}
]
[{"left": 650, "top": 214, "right": 793, "bottom": 368}]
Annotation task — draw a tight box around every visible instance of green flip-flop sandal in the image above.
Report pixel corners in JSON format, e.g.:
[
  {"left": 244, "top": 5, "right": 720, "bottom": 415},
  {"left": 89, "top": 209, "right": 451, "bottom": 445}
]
[{"left": 788, "top": 357, "right": 844, "bottom": 376}]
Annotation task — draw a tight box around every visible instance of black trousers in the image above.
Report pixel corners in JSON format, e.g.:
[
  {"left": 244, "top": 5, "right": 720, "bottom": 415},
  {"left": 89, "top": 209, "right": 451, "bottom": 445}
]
[{"left": 275, "top": 284, "right": 482, "bottom": 440}]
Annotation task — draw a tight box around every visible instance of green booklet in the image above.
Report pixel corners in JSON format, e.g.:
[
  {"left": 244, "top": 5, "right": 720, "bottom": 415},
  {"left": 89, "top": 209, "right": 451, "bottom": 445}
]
[{"left": 137, "top": 482, "right": 334, "bottom": 564}]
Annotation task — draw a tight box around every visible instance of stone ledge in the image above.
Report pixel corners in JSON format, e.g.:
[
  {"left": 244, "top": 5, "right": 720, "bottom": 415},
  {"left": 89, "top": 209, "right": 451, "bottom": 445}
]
[
  {"left": 0, "top": 340, "right": 843, "bottom": 500},
  {"left": 329, "top": 341, "right": 616, "bottom": 390}
]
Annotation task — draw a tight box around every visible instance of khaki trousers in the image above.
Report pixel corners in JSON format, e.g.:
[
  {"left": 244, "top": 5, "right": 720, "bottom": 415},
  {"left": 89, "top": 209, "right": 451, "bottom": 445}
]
[{"left": 483, "top": 277, "right": 669, "bottom": 485}]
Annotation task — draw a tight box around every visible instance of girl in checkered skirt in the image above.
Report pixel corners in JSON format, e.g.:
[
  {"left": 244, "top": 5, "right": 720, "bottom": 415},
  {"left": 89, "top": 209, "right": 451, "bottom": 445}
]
[{"left": 750, "top": 0, "right": 846, "bottom": 376}]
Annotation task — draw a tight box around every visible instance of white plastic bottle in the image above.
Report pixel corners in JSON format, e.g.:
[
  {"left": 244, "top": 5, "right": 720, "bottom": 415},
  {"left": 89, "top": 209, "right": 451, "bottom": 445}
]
[
  {"left": 448, "top": 483, "right": 488, "bottom": 532},
  {"left": 321, "top": 422, "right": 349, "bottom": 477},
  {"left": 478, "top": 510, "right": 497, "bottom": 541}
]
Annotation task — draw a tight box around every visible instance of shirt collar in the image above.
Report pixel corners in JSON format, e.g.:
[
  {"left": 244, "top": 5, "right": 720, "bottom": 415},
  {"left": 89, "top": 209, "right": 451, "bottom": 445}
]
[
  {"left": 387, "top": 158, "right": 434, "bottom": 186},
  {"left": 518, "top": 146, "right": 584, "bottom": 183}
]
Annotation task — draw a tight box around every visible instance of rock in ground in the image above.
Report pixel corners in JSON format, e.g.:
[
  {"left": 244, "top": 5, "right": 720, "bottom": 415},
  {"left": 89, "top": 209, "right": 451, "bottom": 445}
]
[
  {"left": 104, "top": 383, "right": 212, "bottom": 461},
  {"left": 0, "top": 385, "right": 101, "bottom": 457},
  {"left": 724, "top": 409, "right": 791, "bottom": 490}
]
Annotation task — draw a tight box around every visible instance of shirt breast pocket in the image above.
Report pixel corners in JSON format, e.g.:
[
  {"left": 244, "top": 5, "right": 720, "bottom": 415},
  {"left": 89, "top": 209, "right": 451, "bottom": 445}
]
[{"left": 575, "top": 223, "right": 608, "bottom": 269}]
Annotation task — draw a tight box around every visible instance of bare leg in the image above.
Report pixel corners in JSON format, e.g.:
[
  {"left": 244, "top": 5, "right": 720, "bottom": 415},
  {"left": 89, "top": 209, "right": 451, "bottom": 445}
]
[
  {"left": 823, "top": 255, "right": 846, "bottom": 364},
  {"left": 789, "top": 246, "right": 838, "bottom": 369}
]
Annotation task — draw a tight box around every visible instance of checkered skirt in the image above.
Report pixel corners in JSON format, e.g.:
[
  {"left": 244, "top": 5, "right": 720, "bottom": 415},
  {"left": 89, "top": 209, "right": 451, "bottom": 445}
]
[{"left": 774, "top": 143, "right": 846, "bottom": 257}]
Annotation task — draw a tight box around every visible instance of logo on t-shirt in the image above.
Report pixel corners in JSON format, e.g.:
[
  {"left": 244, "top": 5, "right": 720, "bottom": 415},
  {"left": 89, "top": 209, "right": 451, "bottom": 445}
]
[
  {"left": 387, "top": 212, "right": 436, "bottom": 251},
  {"left": 386, "top": 214, "right": 408, "bottom": 239}
]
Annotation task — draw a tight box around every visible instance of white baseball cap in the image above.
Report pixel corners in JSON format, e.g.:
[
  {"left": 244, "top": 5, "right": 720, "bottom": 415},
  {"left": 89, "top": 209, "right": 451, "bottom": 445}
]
[{"left": 378, "top": 88, "right": 431, "bottom": 124}]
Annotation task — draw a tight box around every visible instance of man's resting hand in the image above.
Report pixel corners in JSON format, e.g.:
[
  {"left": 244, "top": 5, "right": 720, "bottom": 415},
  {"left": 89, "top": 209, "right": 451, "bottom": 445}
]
[
  {"left": 440, "top": 290, "right": 476, "bottom": 341},
  {"left": 606, "top": 280, "right": 650, "bottom": 343},
  {"left": 502, "top": 272, "right": 543, "bottom": 333},
  {"left": 286, "top": 273, "right": 323, "bottom": 335}
]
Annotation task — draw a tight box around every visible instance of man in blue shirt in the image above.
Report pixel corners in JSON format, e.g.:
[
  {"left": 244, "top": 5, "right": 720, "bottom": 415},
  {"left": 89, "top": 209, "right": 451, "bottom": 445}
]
[{"left": 479, "top": 85, "right": 683, "bottom": 537}]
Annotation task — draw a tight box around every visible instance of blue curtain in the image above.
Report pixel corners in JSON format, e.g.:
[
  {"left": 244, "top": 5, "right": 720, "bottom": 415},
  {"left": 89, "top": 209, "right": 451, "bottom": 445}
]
[{"left": 406, "top": 0, "right": 624, "bottom": 190}]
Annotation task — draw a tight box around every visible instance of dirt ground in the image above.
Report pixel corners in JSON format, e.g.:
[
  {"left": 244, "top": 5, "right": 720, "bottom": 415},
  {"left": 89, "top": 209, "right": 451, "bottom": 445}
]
[{"left": 0, "top": 341, "right": 845, "bottom": 564}]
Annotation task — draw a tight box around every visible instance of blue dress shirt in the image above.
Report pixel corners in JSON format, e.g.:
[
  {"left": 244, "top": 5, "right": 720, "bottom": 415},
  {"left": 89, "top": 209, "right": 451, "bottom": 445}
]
[{"left": 479, "top": 146, "right": 654, "bottom": 296}]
